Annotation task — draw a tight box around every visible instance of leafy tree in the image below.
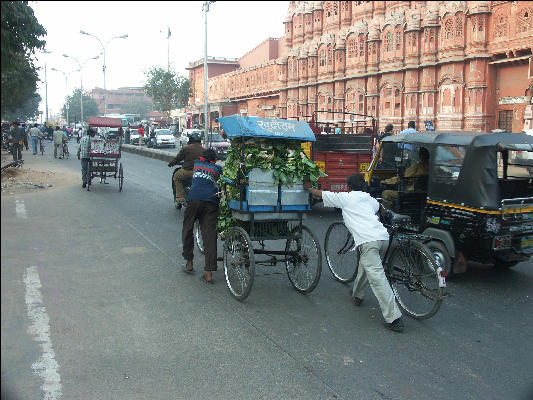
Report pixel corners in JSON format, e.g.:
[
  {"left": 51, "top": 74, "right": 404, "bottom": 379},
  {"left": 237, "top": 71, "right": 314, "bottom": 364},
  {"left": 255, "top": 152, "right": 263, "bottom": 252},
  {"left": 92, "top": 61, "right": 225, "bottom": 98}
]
[
  {"left": 120, "top": 97, "right": 152, "bottom": 119},
  {"left": 143, "top": 67, "right": 190, "bottom": 121},
  {"left": 1, "top": 92, "right": 42, "bottom": 122},
  {"left": 63, "top": 88, "right": 99, "bottom": 124},
  {"left": 1, "top": 1, "right": 46, "bottom": 120}
]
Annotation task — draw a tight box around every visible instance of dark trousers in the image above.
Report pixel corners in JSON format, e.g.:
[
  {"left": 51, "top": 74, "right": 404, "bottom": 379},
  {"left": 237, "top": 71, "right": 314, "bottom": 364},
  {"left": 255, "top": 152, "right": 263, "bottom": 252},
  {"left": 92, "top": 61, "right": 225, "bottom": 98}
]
[
  {"left": 12, "top": 143, "right": 22, "bottom": 161},
  {"left": 182, "top": 200, "right": 219, "bottom": 271}
]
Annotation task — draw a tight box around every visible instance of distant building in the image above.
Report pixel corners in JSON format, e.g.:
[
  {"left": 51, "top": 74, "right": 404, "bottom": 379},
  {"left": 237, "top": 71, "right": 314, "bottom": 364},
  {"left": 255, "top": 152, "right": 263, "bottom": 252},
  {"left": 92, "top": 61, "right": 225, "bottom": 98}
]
[
  {"left": 88, "top": 87, "right": 164, "bottom": 120},
  {"left": 183, "top": 1, "right": 533, "bottom": 133}
]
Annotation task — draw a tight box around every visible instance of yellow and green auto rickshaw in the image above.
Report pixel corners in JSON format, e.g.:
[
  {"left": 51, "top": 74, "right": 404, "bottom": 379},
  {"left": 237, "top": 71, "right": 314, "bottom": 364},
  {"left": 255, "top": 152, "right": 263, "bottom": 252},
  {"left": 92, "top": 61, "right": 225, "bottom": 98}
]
[{"left": 366, "top": 131, "right": 533, "bottom": 277}]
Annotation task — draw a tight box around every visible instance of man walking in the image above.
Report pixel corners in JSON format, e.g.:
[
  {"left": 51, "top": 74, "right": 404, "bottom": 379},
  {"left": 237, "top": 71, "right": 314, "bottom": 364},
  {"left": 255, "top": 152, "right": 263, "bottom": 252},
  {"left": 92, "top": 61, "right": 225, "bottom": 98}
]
[
  {"left": 10, "top": 122, "right": 25, "bottom": 161},
  {"left": 78, "top": 128, "right": 96, "bottom": 188},
  {"left": 53, "top": 126, "right": 67, "bottom": 159},
  {"left": 29, "top": 123, "right": 42, "bottom": 155}
]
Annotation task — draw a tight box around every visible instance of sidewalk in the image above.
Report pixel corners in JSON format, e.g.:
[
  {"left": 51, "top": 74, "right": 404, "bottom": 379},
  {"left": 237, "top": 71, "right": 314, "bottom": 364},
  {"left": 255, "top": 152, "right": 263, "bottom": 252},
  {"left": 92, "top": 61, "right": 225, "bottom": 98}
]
[{"left": 1, "top": 147, "right": 80, "bottom": 196}]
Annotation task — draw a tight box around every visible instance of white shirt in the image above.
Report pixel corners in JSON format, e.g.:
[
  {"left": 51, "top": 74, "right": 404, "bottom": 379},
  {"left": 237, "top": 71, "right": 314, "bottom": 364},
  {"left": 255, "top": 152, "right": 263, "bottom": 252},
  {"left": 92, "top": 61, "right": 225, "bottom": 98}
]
[{"left": 322, "top": 190, "right": 389, "bottom": 247}]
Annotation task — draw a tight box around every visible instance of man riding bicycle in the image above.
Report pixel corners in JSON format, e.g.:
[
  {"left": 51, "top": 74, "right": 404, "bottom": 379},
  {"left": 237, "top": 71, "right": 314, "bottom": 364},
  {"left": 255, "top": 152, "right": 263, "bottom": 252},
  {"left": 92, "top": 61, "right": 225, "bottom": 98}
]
[{"left": 168, "top": 131, "right": 204, "bottom": 207}]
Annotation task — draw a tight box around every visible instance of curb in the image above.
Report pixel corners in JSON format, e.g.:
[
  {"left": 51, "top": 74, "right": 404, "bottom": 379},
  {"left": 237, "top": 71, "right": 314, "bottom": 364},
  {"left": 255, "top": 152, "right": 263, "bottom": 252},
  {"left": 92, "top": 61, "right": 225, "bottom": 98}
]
[{"left": 121, "top": 144, "right": 175, "bottom": 162}]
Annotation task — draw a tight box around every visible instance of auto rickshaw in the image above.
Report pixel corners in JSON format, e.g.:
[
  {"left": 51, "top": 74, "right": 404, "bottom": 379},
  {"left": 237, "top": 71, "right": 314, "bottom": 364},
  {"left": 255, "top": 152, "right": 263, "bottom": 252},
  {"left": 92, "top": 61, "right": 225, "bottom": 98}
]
[{"left": 366, "top": 131, "right": 533, "bottom": 276}]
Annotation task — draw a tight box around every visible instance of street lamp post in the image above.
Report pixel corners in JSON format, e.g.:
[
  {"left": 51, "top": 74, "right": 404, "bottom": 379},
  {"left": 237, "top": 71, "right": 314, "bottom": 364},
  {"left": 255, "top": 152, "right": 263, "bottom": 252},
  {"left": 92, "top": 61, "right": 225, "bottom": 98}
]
[
  {"left": 62, "top": 53, "right": 100, "bottom": 125},
  {"left": 43, "top": 50, "right": 52, "bottom": 125},
  {"left": 203, "top": 1, "right": 215, "bottom": 148},
  {"left": 79, "top": 30, "right": 128, "bottom": 117},
  {"left": 51, "top": 67, "right": 77, "bottom": 125}
]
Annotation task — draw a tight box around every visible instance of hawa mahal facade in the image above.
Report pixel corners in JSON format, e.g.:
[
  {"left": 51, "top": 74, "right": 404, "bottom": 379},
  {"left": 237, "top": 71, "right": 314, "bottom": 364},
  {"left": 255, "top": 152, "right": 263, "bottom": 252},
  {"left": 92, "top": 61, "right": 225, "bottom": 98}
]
[{"left": 183, "top": 1, "right": 533, "bottom": 133}]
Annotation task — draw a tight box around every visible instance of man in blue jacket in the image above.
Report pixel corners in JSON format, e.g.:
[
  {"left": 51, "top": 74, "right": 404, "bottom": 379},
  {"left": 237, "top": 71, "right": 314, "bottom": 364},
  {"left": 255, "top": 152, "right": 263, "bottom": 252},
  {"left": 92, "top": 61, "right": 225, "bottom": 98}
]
[{"left": 181, "top": 148, "right": 223, "bottom": 284}]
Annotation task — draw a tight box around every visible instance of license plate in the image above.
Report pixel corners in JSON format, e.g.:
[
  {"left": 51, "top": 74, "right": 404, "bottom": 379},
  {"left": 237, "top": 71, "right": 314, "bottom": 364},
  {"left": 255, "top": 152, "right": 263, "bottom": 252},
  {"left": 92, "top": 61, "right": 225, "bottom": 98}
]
[{"left": 521, "top": 235, "right": 533, "bottom": 252}]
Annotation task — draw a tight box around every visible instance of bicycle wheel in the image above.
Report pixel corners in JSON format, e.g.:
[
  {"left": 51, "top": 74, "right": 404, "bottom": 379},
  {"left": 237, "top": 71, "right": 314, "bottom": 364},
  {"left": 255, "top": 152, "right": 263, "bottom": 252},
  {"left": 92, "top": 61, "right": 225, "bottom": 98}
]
[
  {"left": 194, "top": 220, "right": 204, "bottom": 254},
  {"left": 118, "top": 162, "right": 123, "bottom": 192},
  {"left": 324, "top": 222, "right": 358, "bottom": 283},
  {"left": 387, "top": 240, "right": 443, "bottom": 320},
  {"left": 285, "top": 225, "right": 322, "bottom": 293},
  {"left": 223, "top": 226, "right": 255, "bottom": 301}
]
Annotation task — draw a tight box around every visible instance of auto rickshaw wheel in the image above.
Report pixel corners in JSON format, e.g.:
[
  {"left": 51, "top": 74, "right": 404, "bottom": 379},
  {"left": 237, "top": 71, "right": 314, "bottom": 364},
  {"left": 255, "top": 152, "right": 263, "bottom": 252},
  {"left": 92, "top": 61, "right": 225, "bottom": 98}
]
[{"left": 426, "top": 240, "right": 452, "bottom": 278}]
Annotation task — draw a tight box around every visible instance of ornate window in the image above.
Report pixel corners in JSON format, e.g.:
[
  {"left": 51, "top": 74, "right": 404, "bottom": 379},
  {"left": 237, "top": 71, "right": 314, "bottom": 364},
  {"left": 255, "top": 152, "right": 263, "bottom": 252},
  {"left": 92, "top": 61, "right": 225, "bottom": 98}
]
[
  {"left": 320, "top": 50, "right": 326, "bottom": 66},
  {"left": 359, "top": 38, "right": 365, "bottom": 56},
  {"left": 384, "top": 32, "right": 392, "bottom": 52},
  {"left": 410, "top": 32, "right": 417, "bottom": 48},
  {"left": 444, "top": 19, "right": 453, "bottom": 40},
  {"left": 478, "top": 16, "right": 484, "bottom": 32},
  {"left": 517, "top": 8, "right": 532, "bottom": 33},
  {"left": 494, "top": 13, "right": 509, "bottom": 38},
  {"left": 326, "top": 2, "right": 332, "bottom": 18},
  {"left": 472, "top": 16, "right": 476, "bottom": 32},
  {"left": 348, "top": 38, "right": 356, "bottom": 58},
  {"left": 328, "top": 47, "right": 333, "bottom": 65},
  {"left": 372, "top": 42, "right": 377, "bottom": 55},
  {"left": 396, "top": 31, "right": 401, "bottom": 50},
  {"left": 333, "top": 2, "right": 339, "bottom": 16},
  {"left": 455, "top": 15, "right": 463, "bottom": 38}
]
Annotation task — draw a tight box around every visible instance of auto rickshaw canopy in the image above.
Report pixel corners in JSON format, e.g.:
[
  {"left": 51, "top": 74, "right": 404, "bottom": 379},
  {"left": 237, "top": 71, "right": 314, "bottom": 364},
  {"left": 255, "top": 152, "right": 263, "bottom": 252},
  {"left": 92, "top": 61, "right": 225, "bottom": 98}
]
[{"left": 380, "top": 131, "right": 533, "bottom": 210}]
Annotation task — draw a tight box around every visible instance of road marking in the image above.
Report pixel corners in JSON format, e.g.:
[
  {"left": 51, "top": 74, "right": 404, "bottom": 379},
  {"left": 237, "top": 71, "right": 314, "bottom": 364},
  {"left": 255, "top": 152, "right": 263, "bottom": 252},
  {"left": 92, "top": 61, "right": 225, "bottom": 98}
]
[
  {"left": 16, "top": 199, "right": 27, "bottom": 219},
  {"left": 23, "top": 266, "right": 62, "bottom": 400}
]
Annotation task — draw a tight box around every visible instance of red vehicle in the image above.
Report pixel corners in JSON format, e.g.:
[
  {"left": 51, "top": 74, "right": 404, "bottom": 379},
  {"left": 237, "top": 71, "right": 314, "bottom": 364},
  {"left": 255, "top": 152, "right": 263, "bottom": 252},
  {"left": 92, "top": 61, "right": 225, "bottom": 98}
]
[{"left": 295, "top": 111, "right": 377, "bottom": 192}]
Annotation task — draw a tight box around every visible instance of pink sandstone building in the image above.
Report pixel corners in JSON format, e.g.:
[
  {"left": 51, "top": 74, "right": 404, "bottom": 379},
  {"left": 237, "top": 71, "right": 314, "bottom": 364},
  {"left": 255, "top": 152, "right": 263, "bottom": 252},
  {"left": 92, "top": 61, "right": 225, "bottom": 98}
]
[{"left": 184, "top": 1, "right": 533, "bottom": 133}]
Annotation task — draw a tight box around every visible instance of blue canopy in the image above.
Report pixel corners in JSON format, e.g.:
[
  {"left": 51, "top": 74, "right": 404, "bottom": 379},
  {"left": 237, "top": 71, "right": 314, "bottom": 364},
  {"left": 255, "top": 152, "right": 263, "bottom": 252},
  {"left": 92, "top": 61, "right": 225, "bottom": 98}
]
[{"left": 218, "top": 115, "right": 316, "bottom": 142}]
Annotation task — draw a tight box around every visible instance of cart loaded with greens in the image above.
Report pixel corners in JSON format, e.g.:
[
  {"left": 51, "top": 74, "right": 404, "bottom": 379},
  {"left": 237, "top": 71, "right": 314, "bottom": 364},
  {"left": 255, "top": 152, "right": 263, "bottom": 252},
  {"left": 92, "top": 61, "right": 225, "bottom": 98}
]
[{"left": 216, "top": 115, "right": 327, "bottom": 300}]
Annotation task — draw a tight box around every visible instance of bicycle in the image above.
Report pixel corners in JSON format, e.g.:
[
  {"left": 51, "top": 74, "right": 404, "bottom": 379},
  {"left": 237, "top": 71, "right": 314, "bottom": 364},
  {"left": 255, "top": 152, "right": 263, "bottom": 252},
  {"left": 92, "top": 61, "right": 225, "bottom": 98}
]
[
  {"left": 38, "top": 137, "right": 45, "bottom": 155},
  {"left": 324, "top": 205, "right": 446, "bottom": 320}
]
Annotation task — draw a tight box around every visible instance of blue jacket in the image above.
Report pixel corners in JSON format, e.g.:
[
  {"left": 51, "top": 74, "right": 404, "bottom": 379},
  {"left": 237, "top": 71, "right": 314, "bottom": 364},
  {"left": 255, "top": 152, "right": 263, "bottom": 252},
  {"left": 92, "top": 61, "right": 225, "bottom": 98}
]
[{"left": 187, "top": 158, "right": 223, "bottom": 204}]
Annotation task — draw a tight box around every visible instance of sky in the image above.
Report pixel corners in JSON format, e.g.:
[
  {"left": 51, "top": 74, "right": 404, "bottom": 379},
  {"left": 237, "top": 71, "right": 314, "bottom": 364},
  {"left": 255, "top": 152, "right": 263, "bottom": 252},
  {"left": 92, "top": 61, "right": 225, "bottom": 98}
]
[{"left": 30, "top": 1, "right": 289, "bottom": 120}]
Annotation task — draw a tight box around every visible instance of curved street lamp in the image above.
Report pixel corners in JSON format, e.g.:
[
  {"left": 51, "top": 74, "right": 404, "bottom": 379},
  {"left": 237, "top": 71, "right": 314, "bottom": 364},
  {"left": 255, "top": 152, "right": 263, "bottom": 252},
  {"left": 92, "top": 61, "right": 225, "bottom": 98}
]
[
  {"left": 62, "top": 53, "right": 100, "bottom": 125},
  {"left": 51, "top": 67, "right": 78, "bottom": 125},
  {"left": 80, "top": 30, "right": 128, "bottom": 116}
]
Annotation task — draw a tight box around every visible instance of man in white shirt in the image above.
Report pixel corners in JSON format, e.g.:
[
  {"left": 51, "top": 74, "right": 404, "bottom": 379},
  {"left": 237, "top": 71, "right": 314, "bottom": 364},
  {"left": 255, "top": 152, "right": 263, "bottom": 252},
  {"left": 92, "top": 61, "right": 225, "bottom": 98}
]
[
  {"left": 304, "top": 174, "right": 404, "bottom": 332},
  {"left": 28, "top": 123, "right": 42, "bottom": 155}
]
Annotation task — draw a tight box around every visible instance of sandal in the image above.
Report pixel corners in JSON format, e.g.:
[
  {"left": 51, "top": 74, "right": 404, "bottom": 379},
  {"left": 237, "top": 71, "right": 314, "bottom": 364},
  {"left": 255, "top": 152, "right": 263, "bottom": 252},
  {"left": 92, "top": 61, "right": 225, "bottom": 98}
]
[
  {"left": 200, "top": 275, "right": 214, "bottom": 285},
  {"left": 182, "top": 264, "right": 195, "bottom": 274}
]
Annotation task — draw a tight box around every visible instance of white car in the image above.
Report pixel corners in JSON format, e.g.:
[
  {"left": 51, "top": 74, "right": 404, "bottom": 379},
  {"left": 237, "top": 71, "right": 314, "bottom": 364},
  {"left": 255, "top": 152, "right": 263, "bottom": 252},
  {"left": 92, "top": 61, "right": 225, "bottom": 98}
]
[
  {"left": 179, "top": 129, "right": 204, "bottom": 148},
  {"left": 149, "top": 129, "right": 176, "bottom": 148},
  {"left": 129, "top": 128, "right": 141, "bottom": 145}
]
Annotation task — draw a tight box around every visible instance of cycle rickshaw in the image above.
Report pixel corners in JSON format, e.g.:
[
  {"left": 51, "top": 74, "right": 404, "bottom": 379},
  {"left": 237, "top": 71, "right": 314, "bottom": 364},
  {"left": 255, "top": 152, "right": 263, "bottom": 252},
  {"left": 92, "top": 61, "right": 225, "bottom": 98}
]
[
  {"left": 86, "top": 116, "right": 124, "bottom": 192},
  {"left": 215, "top": 115, "right": 322, "bottom": 301}
]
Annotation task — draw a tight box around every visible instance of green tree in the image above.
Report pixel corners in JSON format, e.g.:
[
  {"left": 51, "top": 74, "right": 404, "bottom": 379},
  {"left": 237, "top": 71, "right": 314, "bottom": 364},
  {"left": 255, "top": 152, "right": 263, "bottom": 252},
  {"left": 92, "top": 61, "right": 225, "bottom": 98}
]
[
  {"left": 1, "top": 1, "right": 46, "bottom": 120},
  {"left": 63, "top": 88, "right": 99, "bottom": 124},
  {"left": 1, "top": 92, "right": 42, "bottom": 122},
  {"left": 120, "top": 97, "right": 152, "bottom": 119},
  {"left": 143, "top": 67, "right": 190, "bottom": 121}
]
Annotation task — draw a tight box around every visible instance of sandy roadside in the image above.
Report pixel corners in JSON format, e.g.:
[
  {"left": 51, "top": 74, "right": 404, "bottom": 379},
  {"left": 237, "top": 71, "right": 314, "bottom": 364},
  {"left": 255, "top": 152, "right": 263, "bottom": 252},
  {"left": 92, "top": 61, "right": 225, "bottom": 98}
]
[{"left": 1, "top": 148, "right": 81, "bottom": 196}]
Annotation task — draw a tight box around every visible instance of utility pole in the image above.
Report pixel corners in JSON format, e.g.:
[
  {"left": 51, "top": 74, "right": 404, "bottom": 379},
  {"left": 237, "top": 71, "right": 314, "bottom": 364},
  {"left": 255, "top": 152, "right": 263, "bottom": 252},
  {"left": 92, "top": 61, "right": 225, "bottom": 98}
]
[{"left": 203, "top": 1, "right": 215, "bottom": 148}]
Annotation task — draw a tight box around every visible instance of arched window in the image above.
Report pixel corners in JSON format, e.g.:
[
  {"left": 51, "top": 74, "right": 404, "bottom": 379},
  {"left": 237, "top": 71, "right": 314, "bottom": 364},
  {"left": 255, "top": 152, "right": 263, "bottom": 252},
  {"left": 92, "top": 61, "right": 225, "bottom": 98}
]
[
  {"left": 384, "top": 32, "right": 392, "bottom": 52},
  {"left": 455, "top": 15, "right": 463, "bottom": 38},
  {"left": 348, "top": 38, "right": 356, "bottom": 58},
  {"left": 445, "top": 19, "right": 453, "bottom": 40},
  {"left": 517, "top": 8, "right": 532, "bottom": 33},
  {"left": 359, "top": 38, "right": 365, "bottom": 56},
  {"left": 396, "top": 31, "right": 401, "bottom": 50},
  {"left": 494, "top": 13, "right": 509, "bottom": 38},
  {"left": 327, "top": 47, "right": 333, "bottom": 65},
  {"left": 320, "top": 49, "right": 326, "bottom": 66}
]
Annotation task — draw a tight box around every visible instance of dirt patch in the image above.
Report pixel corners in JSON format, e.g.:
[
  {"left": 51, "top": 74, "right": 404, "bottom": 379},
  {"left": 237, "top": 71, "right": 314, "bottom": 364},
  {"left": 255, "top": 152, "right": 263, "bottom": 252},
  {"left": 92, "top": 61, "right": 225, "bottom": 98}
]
[{"left": 1, "top": 149, "right": 81, "bottom": 195}]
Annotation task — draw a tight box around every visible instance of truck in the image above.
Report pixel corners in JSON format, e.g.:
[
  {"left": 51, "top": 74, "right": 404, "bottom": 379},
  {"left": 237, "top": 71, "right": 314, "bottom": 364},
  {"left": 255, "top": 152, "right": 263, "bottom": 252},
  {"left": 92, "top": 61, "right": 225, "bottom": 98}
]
[{"left": 296, "top": 111, "right": 377, "bottom": 192}]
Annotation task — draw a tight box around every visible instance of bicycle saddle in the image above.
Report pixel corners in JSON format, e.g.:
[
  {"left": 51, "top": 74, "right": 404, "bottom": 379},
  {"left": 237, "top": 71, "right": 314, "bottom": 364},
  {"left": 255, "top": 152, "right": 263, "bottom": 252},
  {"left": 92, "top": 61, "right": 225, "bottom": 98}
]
[{"left": 382, "top": 209, "right": 411, "bottom": 226}]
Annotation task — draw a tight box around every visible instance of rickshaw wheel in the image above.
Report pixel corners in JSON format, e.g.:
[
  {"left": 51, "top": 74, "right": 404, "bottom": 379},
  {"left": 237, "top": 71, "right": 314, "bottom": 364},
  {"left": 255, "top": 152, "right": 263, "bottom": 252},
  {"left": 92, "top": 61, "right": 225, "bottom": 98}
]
[
  {"left": 118, "top": 163, "right": 123, "bottom": 192},
  {"left": 426, "top": 240, "right": 452, "bottom": 278},
  {"left": 324, "top": 222, "right": 358, "bottom": 283},
  {"left": 194, "top": 220, "right": 204, "bottom": 254},
  {"left": 285, "top": 225, "right": 322, "bottom": 293},
  {"left": 223, "top": 226, "right": 255, "bottom": 301}
]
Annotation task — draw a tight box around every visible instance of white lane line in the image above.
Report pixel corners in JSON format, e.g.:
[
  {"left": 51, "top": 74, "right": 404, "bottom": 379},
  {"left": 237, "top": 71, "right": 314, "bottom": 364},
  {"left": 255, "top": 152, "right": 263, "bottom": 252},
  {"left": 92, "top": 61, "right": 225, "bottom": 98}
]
[
  {"left": 16, "top": 199, "right": 28, "bottom": 219},
  {"left": 23, "top": 266, "right": 62, "bottom": 400}
]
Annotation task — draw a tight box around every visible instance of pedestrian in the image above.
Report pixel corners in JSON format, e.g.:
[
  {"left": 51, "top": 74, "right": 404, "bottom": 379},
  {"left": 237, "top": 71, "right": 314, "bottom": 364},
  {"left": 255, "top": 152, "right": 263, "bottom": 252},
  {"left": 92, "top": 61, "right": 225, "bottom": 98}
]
[
  {"left": 10, "top": 121, "right": 25, "bottom": 161},
  {"left": 379, "top": 124, "right": 394, "bottom": 142},
  {"left": 53, "top": 126, "right": 67, "bottom": 159},
  {"left": 181, "top": 148, "right": 223, "bottom": 284},
  {"left": 29, "top": 123, "right": 42, "bottom": 155},
  {"left": 138, "top": 124, "right": 145, "bottom": 146},
  {"left": 400, "top": 121, "right": 417, "bottom": 151},
  {"left": 304, "top": 174, "right": 404, "bottom": 332},
  {"left": 78, "top": 128, "right": 96, "bottom": 188},
  {"left": 167, "top": 131, "right": 205, "bottom": 206},
  {"left": 125, "top": 124, "right": 131, "bottom": 144},
  {"left": 76, "top": 127, "right": 83, "bottom": 143}
]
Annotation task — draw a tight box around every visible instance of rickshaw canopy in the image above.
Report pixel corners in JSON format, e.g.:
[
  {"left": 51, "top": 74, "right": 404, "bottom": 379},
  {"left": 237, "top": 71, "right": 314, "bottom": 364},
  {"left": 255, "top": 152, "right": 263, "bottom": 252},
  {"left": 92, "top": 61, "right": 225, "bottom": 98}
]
[
  {"left": 381, "top": 131, "right": 533, "bottom": 210},
  {"left": 88, "top": 116, "right": 122, "bottom": 128},
  {"left": 218, "top": 115, "right": 316, "bottom": 142}
]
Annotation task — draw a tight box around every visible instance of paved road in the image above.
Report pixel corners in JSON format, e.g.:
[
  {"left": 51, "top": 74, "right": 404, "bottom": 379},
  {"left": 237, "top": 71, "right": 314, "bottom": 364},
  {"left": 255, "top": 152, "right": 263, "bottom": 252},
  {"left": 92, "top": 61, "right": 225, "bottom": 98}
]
[{"left": 1, "top": 148, "right": 532, "bottom": 400}]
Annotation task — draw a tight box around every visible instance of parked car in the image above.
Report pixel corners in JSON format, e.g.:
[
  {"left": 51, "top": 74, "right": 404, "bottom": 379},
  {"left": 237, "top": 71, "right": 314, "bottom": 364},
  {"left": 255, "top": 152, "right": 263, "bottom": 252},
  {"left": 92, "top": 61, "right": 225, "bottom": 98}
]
[
  {"left": 148, "top": 129, "right": 176, "bottom": 148},
  {"left": 179, "top": 129, "right": 204, "bottom": 147},
  {"left": 204, "top": 132, "right": 230, "bottom": 160},
  {"left": 129, "top": 128, "right": 141, "bottom": 145}
]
